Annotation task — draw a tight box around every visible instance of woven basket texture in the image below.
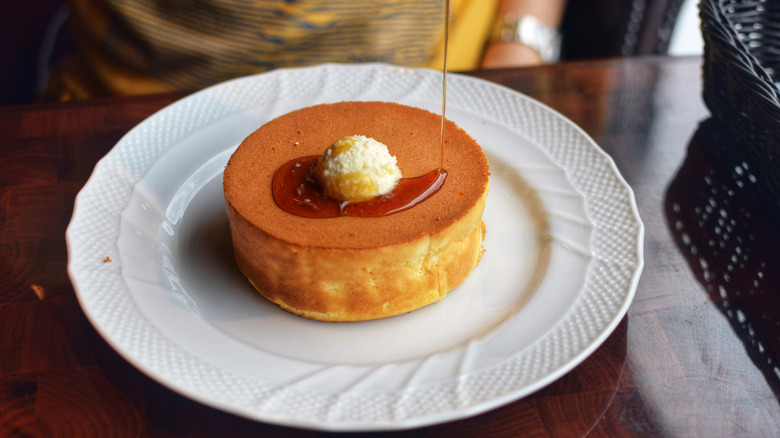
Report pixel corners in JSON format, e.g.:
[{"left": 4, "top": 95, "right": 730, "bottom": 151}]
[{"left": 700, "top": 0, "right": 780, "bottom": 208}]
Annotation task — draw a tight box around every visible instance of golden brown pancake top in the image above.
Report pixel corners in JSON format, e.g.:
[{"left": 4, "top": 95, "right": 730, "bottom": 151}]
[{"left": 223, "top": 101, "right": 489, "bottom": 249}]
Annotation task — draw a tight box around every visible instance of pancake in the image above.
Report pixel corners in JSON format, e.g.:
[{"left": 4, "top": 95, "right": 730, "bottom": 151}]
[{"left": 223, "top": 101, "right": 489, "bottom": 321}]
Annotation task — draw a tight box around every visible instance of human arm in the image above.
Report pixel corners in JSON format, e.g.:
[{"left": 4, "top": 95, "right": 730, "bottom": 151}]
[{"left": 481, "top": 0, "right": 566, "bottom": 68}]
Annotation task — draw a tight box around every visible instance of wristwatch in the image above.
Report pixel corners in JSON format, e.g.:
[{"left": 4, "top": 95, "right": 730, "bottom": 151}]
[{"left": 491, "top": 13, "right": 561, "bottom": 63}]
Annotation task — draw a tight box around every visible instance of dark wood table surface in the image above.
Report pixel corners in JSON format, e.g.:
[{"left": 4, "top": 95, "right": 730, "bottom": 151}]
[{"left": 2, "top": 55, "right": 779, "bottom": 437}]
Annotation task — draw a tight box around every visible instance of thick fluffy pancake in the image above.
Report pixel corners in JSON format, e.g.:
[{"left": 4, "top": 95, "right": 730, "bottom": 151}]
[
  {"left": 224, "top": 101, "right": 489, "bottom": 249},
  {"left": 223, "top": 101, "right": 489, "bottom": 321}
]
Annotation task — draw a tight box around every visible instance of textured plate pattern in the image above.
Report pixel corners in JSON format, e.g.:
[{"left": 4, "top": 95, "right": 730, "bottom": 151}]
[{"left": 67, "top": 64, "right": 643, "bottom": 430}]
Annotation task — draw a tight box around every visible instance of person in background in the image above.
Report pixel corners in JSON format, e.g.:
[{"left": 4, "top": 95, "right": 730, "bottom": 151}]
[{"left": 45, "top": 0, "right": 566, "bottom": 101}]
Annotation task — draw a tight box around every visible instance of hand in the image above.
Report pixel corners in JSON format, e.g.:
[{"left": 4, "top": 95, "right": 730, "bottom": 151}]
[
  {"left": 481, "top": 41, "right": 545, "bottom": 68},
  {"left": 481, "top": 0, "right": 566, "bottom": 68}
]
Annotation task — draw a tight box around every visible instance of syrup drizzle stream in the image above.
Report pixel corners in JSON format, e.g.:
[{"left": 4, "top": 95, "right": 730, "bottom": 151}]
[
  {"left": 440, "top": 0, "right": 449, "bottom": 169},
  {"left": 271, "top": 2, "right": 450, "bottom": 218}
]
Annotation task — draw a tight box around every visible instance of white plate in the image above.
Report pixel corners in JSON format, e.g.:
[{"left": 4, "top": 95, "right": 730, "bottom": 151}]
[{"left": 67, "top": 63, "right": 643, "bottom": 431}]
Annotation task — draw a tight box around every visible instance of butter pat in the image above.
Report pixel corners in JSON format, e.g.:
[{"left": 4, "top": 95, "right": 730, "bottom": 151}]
[{"left": 313, "top": 135, "right": 402, "bottom": 203}]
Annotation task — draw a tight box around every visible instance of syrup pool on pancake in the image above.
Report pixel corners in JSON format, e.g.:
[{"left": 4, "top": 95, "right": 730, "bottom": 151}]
[{"left": 272, "top": 134, "right": 447, "bottom": 218}]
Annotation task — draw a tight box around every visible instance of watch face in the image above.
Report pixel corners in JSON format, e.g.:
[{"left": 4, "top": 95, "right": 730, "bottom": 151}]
[{"left": 492, "top": 14, "right": 561, "bottom": 62}]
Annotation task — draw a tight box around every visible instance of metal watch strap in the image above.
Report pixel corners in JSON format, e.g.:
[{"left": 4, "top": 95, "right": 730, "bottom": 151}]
[{"left": 491, "top": 13, "right": 561, "bottom": 63}]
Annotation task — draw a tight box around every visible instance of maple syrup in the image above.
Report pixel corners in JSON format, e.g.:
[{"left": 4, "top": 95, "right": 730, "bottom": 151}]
[
  {"left": 272, "top": 156, "right": 447, "bottom": 218},
  {"left": 272, "top": 1, "right": 450, "bottom": 218}
]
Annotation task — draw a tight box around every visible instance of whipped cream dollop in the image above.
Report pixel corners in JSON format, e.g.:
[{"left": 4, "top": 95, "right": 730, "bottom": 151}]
[{"left": 313, "top": 135, "right": 402, "bottom": 203}]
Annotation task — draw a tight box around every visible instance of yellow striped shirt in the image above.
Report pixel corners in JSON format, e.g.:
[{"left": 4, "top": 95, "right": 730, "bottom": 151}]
[{"left": 49, "top": 0, "right": 497, "bottom": 100}]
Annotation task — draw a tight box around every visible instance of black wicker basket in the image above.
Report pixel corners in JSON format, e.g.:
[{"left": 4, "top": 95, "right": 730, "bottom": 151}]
[{"left": 700, "top": 0, "right": 780, "bottom": 210}]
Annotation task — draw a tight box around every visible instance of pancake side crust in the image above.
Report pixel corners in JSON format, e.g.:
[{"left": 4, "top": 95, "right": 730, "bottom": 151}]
[
  {"left": 224, "top": 101, "right": 489, "bottom": 321},
  {"left": 226, "top": 190, "right": 487, "bottom": 321}
]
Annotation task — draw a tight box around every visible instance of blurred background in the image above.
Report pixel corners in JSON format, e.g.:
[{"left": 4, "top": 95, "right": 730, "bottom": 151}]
[{"left": 1, "top": 0, "right": 703, "bottom": 106}]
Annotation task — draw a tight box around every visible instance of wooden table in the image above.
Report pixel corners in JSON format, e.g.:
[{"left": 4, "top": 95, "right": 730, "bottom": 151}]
[{"left": 2, "top": 56, "right": 779, "bottom": 436}]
